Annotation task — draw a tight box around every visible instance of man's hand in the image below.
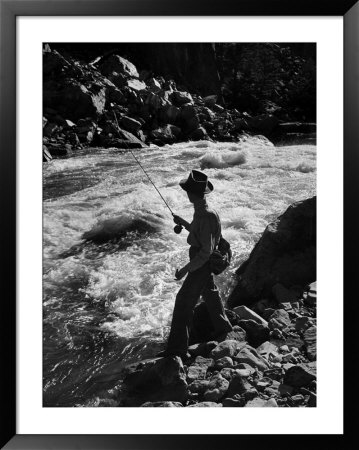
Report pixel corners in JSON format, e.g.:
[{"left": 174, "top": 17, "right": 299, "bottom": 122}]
[
  {"left": 175, "top": 267, "right": 187, "bottom": 280},
  {"left": 173, "top": 215, "right": 186, "bottom": 226}
]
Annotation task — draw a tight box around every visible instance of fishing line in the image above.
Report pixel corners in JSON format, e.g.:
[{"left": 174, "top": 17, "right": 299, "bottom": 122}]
[{"left": 113, "top": 112, "right": 174, "bottom": 217}]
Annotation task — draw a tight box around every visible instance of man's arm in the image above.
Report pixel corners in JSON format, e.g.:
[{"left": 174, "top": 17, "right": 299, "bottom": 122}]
[{"left": 183, "top": 217, "right": 216, "bottom": 273}]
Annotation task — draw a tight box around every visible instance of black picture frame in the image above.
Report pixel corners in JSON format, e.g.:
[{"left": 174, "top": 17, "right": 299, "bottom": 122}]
[{"left": 1, "top": 0, "right": 357, "bottom": 448}]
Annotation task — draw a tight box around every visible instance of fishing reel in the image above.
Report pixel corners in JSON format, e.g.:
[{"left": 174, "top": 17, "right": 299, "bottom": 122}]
[{"left": 174, "top": 224, "right": 183, "bottom": 234}]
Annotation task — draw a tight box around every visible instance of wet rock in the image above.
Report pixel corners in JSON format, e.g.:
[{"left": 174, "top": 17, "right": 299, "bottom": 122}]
[
  {"left": 228, "top": 197, "right": 316, "bottom": 308},
  {"left": 151, "top": 124, "right": 180, "bottom": 144},
  {"left": 126, "top": 78, "right": 147, "bottom": 91},
  {"left": 47, "top": 143, "right": 72, "bottom": 158},
  {"left": 210, "top": 340, "right": 245, "bottom": 360},
  {"left": 203, "top": 374, "right": 229, "bottom": 402},
  {"left": 234, "top": 345, "right": 270, "bottom": 371},
  {"left": 119, "top": 116, "right": 142, "bottom": 133},
  {"left": 103, "top": 126, "right": 147, "bottom": 149},
  {"left": 268, "top": 309, "right": 291, "bottom": 330},
  {"left": 141, "top": 401, "right": 183, "bottom": 407},
  {"left": 237, "top": 319, "right": 270, "bottom": 347},
  {"left": 189, "top": 127, "right": 208, "bottom": 141},
  {"left": 187, "top": 402, "right": 222, "bottom": 407},
  {"left": 233, "top": 305, "right": 268, "bottom": 327},
  {"left": 303, "top": 326, "right": 316, "bottom": 361},
  {"left": 283, "top": 363, "right": 316, "bottom": 387}
]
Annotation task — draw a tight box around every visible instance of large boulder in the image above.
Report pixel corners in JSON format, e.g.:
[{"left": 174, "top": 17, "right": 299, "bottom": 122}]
[
  {"left": 228, "top": 197, "right": 316, "bottom": 308},
  {"left": 123, "top": 356, "right": 188, "bottom": 406},
  {"left": 99, "top": 54, "right": 139, "bottom": 78},
  {"left": 45, "top": 82, "right": 106, "bottom": 121}
]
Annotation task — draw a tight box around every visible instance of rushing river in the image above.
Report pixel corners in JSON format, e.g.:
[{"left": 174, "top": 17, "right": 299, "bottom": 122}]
[{"left": 43, "top": 137, "right": 316, "bottom": 407}]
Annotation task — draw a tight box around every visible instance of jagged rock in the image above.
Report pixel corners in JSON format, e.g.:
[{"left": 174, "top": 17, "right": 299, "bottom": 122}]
[
  {"left": 212, "top": 104, "right": 224, "bottom": 113},
  {"left": 295, "top": 316, "right": 314, "bottom": 332},
  {"left": 47, "top": 143, "right": 72, "bottom": 157},
  {"left": 103, "top": 126, "right": 147, "bottom": 149},
  {"left": 237, "top": 319, "right": 270, "bottom": 347},
  {"left": 188, "top": 379, "right": 210, "bottom": 394},
  {"left": 99, "top": 54, "right": 139, "bottom": 78},
  {"left": 303, "top": 326, "right": 316, "bottom": 361},
  {"left": 226, "top": 373, "right": 252, "bottom": 398},
  {"left": 217, "top": 326, "right": 247, "bottom": 344},
  {"left": 210, "top": 340, "right": 245, "bottom": 360},
  {"left": 304, "top": 281, "right": 317, "bottom": 306},
  {"left": 203, "top": 374, "right": 229, "bottom": 402},
  {"left": 263, "top": 368, "right": 283, "bottom": 381},
  {"left": 233, "top": 305, "right": 268, "bottom": 327},
  {"left": 43, "top": 122, "right": 61, "bottom": 137},
  {"left": 77, "top": 118, "right": 97, "bottom": 143},
  {"left": 126, "top": 78, "right": 147, "bottom": 91},
  {"left": 268, "top": 309, "right": 291, "bottom": 330},
  {"left": 180, "top": 105, "right": 200, "bottom": 132},
  {"left": 145, "top": 92, "right": 171, "bottom": 110},
  {"left": 141, "top": 401, "right": 183, "bottom": 407},
  {"left": 147, "top": 77, "right": 162, "bottom": 92},
  {"left": 120, "top": 116, "right": 142, "bottom": 133},
  {"left": 234, "top": 345, "right": 270, "bottom": 371},
  {"left": 222, "top": 395, "right": 245, "bottom": 407},
  {"left": 43, "top": 145, "right": 52, "bottom": 162},
  {"left": 188, "top": 341, "right": 218, "bottom": 358},
  {"left": 189, "top": 127, "right": 208, "bottom": 141},
  {"left": 187, "top": 402, "right": 222, "bottom": 407},
  {"left": 186, "top": 356, "right": 214, "bottom": 383},
  {"left": 171, "top": 90, "right": 194, "bottom": 106},
  {"left": 234, "top": 365, "right": 256, "bottom": 377},
  {"left": 123, "top": 356, "right": 188, "bottom": 405},
  {"left": 159, "top": 105, "right": 180, "bottom": 124},
  {"left": 245, "top": 397, "right": 267, "bottom": 407},
  {"left": 150, "top": 124, "right": 180, "bottom": 144},
  {"left": 213, "top": 356, "right": 234, "bottom": 370},
  {"left": 220, "top": 368, "right": 237, "bottom": 381},
  {"left": 256, "top": 341, "right": 279, "bottom": 360},
  {"left": 228, "top": 197, "right": 316, "bottom": 308},
  {"left": 264, "top": 398, "right": 278, "bottom": 407},
  {"left": 203, "top": 95, "right": 217, "bottom": 107},
  {"left": 283, "top": 362, "right": 316, "bottom": 387}
]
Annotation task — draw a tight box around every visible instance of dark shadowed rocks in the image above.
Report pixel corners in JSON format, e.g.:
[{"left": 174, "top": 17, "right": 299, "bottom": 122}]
[
  {"left": 283, "top": 362, "right": 316, "bottom": 387},
  {"left": 122, "top": 356, "right": 188, "bottom": 406},
  {"left": 228, "top": 196, "right": 316, "bottom": 308}
]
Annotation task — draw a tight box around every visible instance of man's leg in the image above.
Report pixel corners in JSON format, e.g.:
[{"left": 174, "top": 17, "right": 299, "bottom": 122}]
[
  {"left": 166, "top": 266, "right": 210, "bottom": 356},
  {"left": 202, "top": 275, "right": 233, "bottom": 337}
]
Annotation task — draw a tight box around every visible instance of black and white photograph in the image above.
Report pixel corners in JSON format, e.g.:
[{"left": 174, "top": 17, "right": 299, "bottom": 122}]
[{"left": 42, "top": 42, "right": 317, "bottom": 409}]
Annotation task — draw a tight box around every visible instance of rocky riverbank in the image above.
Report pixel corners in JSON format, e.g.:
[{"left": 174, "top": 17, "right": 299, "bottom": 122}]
[
  {"left": 43, "top": 45, "right": 316, "bottom": 162},
  {"left": 85, "top": 197, "right": 316, "bottom": 408}
]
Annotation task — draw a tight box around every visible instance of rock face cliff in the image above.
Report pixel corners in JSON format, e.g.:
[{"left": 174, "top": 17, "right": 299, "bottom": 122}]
[{"left": 228, "top": 196, "right": 316, "bottom": 308}]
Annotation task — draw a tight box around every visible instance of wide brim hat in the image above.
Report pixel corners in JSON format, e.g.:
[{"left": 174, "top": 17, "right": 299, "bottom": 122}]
[{"left": 179, "top": 169, "right": 214, "bottom": 195}]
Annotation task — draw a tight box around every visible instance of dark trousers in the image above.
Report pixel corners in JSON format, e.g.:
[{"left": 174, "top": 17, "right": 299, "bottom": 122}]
[{"left": 166, "top": 251, "right": 233, "bottom": 355}]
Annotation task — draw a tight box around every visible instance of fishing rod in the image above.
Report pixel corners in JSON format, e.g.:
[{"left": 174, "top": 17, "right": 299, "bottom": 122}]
[{"left": 112, "top": 111, "right": 183, "bottom": 234}]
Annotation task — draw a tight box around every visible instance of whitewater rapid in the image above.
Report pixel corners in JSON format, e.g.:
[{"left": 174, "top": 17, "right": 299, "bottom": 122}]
[{"left": 43, "top": 137, "right": 316, "bottom": 406}]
